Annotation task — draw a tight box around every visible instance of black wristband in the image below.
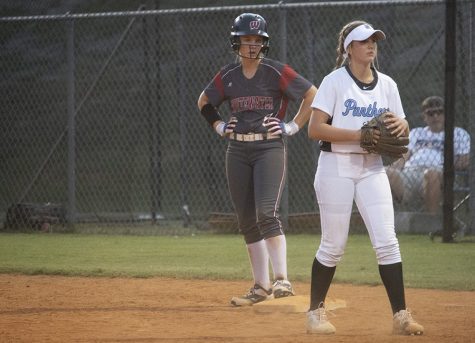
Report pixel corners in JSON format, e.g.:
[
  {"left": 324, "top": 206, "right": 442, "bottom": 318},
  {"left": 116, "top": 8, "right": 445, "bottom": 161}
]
[{"left": 200, "top": 103, "right": 222, "bottom": 127}]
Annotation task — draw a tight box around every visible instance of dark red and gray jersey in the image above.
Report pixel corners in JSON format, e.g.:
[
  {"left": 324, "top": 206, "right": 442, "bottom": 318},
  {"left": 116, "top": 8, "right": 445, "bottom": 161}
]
[{"left": 204, "top": 58, "right": 313, "bottom": 134}]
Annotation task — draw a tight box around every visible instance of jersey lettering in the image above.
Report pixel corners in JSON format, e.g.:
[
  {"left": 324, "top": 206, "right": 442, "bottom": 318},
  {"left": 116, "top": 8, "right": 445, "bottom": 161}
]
[
  {"left": 341, "top": 99, "right": 388, "bottom": 117},
  {"left": 230, "top": 96, "right": 273, "bottom": 112}
]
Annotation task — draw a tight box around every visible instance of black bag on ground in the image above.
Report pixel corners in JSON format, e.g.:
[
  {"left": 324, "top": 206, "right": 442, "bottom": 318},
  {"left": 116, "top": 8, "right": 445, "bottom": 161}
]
[{"left": 4, "top": 203, "right": 66, "bottom": 230}]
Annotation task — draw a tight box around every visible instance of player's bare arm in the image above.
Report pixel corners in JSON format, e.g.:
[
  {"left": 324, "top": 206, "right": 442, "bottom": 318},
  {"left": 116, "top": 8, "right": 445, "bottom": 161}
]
[
  {"left": 308, "top": 108, "right": 366, "bottom": 142},
  {"left": 292, "top": 85, "right": 318, "bottom": 128},
  {"left": 197, "top": 91, "right": 208, "bottom": 110}
]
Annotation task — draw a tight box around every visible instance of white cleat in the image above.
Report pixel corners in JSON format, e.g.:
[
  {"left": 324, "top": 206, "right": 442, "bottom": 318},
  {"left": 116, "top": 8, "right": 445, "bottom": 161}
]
[
  {"left": 393, "top": 309, "right": 424, "bottom": 335},
  {"left": 306, "top": 303, "right": 336, "bottom": 335},
  {"left": 272, "top": 279, "right": 295, "bottom": 298}
]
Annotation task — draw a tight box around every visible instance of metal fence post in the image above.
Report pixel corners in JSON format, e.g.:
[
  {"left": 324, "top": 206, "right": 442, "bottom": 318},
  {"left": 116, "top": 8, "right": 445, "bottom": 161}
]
[
  {"left": 145, "top": 11, "right": 162, "bottom": 225},
  {"left": 470, "top": 1, "right": 475, "bottom": 235},
  {"left": 443, "top": 0, "right": 456, "bottom": 242},
  {"left": 67, "top": 18, "right": 76, "bottom": 224},
  {"left": 177, "top": 18, "right": 191, "bottom": 227}
]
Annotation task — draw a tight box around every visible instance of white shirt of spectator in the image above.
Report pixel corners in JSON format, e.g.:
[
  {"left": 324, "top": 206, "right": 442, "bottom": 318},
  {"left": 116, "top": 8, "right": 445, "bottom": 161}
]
[{"left": 406, "top": 126, "right": 470, "bottom": 167}]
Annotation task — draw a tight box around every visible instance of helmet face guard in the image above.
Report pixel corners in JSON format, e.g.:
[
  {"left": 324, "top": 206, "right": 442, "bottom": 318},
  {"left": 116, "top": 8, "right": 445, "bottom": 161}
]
[{"left": 230, "top": 13, "right": 270, "bottom": 59}]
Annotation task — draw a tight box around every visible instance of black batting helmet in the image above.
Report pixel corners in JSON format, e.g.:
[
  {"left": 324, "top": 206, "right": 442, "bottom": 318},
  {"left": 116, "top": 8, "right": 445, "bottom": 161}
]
[{"left": 230, "top": 13, "right": 270, "bottom": 56}]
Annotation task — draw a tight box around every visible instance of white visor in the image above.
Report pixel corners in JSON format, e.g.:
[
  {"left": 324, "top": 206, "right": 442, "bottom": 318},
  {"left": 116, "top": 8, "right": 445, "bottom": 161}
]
[{"left": 343, "top": 24, "right": 386, "bottom": 53}]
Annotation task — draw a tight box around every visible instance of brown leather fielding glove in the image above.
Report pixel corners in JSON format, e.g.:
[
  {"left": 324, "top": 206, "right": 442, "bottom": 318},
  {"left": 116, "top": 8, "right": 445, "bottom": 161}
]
[{"left": 360, "top": 112, "right": 409, "bottom": 165}]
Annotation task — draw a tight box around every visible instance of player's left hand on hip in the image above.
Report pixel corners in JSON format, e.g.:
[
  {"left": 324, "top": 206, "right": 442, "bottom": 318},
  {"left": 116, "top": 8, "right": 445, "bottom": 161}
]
[{"left": 263, "top": 117, "right": 299, "bottom": 136}]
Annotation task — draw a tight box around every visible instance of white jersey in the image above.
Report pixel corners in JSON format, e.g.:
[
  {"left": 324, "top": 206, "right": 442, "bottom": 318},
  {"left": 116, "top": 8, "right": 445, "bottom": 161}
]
[
  {"left": 405, "top": 126, "right": 471, "bottom": 167},
  {"left": 311, "top": 66, "right": 405, "bottom": 154}
]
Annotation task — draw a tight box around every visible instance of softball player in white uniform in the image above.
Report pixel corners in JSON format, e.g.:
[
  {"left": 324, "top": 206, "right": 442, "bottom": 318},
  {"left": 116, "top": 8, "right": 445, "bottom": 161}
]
[{"left": 305, "top": 21, "right": 424, "bottom": 336}]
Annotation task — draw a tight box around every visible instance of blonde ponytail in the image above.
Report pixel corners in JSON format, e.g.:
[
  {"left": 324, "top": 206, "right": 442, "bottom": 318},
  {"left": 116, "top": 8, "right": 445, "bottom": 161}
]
[{"left": 334, "top": 20, "right": 368, "bottom": 70}]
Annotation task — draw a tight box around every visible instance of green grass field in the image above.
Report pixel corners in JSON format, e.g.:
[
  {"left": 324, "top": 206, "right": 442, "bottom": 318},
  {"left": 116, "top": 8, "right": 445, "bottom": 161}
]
[{"left": 0, "top": 232, "right": 473, "bottom": 291}]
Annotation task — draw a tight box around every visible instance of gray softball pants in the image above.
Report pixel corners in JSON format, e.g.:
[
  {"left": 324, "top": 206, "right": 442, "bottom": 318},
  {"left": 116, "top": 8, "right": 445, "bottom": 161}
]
[{"left": 226, "top": 138, "right": 286, "bottom": 244}]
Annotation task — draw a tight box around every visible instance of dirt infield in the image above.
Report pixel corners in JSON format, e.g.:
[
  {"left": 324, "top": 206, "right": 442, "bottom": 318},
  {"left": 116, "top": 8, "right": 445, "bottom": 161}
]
[{"left": 0, "top": 275, "right": 474, "bottom": 343}]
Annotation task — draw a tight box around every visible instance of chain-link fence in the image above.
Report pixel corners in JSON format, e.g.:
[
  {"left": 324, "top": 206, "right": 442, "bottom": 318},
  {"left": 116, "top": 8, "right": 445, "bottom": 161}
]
[{"left": 1, "top": 0, "right": 474, "bottom": 233}]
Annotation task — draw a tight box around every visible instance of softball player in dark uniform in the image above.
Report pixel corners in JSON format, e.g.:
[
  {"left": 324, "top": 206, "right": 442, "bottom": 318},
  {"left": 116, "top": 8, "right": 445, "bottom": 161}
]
[
  {"left": 197, "top": 13, "right": 317, "bottom": 306},
  {"left": 305, "top": 21, "right": 423, "bottom": 335}
]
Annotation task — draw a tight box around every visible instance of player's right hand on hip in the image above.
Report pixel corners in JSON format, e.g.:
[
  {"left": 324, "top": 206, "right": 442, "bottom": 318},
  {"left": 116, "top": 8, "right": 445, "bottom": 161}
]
[{"left": 215, "top": 117, "right": 237, "bottom": 137}]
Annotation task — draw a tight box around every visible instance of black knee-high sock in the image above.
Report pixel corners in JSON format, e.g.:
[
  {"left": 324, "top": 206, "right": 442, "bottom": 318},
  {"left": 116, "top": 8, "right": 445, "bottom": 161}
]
[
  {"left": 378, "top": 262, "right": 406, "bottom": 314},
  {"left": 310, "top": 258, "right": 336, "bottom": 310}
]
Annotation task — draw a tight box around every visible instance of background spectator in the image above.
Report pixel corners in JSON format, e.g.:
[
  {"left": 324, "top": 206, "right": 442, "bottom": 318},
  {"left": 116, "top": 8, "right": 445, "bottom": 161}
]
[{"left": 386, "top": 96, "right": 470, "bottom": 213}]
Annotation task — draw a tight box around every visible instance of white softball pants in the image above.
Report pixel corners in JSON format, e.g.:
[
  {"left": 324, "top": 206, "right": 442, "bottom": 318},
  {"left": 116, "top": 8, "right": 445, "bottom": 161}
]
[{"left": 314, "top": 152, "right": 401, "bottom": 267}]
